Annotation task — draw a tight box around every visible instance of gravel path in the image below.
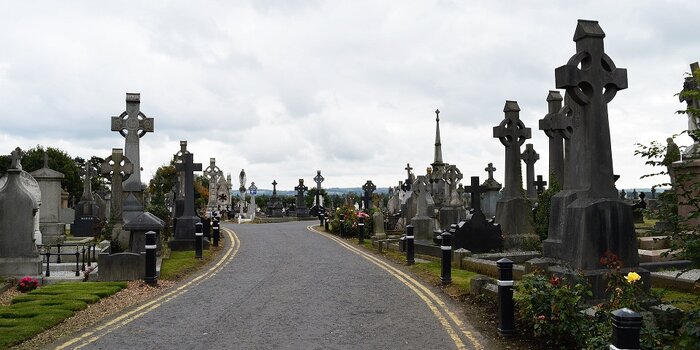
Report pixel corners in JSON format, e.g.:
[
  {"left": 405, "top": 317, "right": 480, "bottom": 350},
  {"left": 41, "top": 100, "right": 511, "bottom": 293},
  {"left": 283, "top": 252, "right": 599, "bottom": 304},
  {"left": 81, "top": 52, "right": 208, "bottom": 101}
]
[{"left": 50, "top": 222, "right": 489, "bottom": 350}]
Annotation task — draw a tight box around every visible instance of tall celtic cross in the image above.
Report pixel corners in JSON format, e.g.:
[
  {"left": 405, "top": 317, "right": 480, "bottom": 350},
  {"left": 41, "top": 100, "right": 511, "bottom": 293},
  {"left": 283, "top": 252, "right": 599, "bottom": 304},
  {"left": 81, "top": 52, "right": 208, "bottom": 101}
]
[
  {"left": 362, "top": 180, "right": 376, "bottom": 210},
  {"left": 443, "top": 164, "right": 463, "bottom": 206},
  {"left": 493, "top": 101, "right": 531, "bottom": 199},
  {"left": 465, "top": 176, "right": 485, "bottom": 218},
  {"left": 539, "top": 91, "right": 565, "bottom": 185},
  {"left": 295, "top": 179, "right": 308, "bottom": 208},
  {"left": 80, "top": 162, "right": 95, "bottom": 201},
  {"left": 204, "top": 158, "right": 223, "bottom": 208},
  {"left": 111, "top": 93, "right": 154, "bottom": 192},
  {"left": 520, "top": 143, "right": 540, "bottom": 199},
  {"left": 555, "top": 19, "right": 627, "bottom": 198},
  {"left": 412, "top": 175, "right": 429, "bottom": 218},
  {"left": 314, "top": 170, "right": 324, "bottom": 208},
  {"left": 272, "top": 180, "right": 278, "bottom": 196},
  {"left": 100, "top": 148, "right": 134, "bottom": 220},
  {"left": 173, "top": 141, "right": 189, "bottom": 199},
  {"left": 174, "top": 153, "right": 202, "bottom": 217}
]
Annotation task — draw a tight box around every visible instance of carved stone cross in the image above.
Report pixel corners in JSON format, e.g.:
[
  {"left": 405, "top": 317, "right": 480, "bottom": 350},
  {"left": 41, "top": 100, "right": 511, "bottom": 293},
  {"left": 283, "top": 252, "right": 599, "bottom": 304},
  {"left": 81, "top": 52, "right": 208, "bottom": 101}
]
[
  {"left": 111, "top": 93, "right": 154, "bottom": 192},
  {"left": 534, "top": 175, "right": 548, "bottom": 195},
  {"left": 493, "top": 101, "right": 531, "bottom": 199},
  {"left": 101, "top": 148, "right": 134, "bottom": 220},
  {"left": 412, "top": 176, "right": 430, "bottom": 218},
  {"left": 485, "top": 163, "right": 496, "bottom": 180},
  {"left": 80, "top": 162, "right": 95, "bottom": 201},
  {"left": 10, "top": 147, "right": 23, "bottom": 170},
  {"left": 555, "top": 20, "right": 627, "bottom": 197},
  {"left": 174, "top": 153, "right": 202, "bottom": 217},
  {"left": 361, "top": 180, "right": 376, "bottom": 210},
  {"left": 272, "top": 180, "right": 278, "bottom": 195},
  {"left": 443, "top": 164, "right": 463, "bottom": 206},
  {"left": 314, "top": 170, "right": 324, "bottom": 189},
  {"left": 539, "top": 90, "right": 565, "bottom": 185},
  {"left": 173, "top": 141, "right": 189, "bottom": 199},
  {"left": 465, "top": 176, "right": 486, "bottom": 218},
  {"left": 521, "top": 144, "right": 540, "bottom": 199}
]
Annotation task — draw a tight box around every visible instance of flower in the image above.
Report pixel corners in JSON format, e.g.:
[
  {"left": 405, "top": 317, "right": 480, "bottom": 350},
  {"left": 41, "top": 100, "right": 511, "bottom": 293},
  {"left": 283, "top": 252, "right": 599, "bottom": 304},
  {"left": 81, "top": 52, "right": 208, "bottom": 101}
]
[
  {"left": 537, "top": 315, "right": 546, "bottom": 321},
  {"left": 356, "top": 211, "right": 369, "bottom": 219},
  {"left": 549, "top": 275, "right": 561, "bottom": 287},
  {"left": 625, "top": 271, "right": 641, "bottom": 284}
]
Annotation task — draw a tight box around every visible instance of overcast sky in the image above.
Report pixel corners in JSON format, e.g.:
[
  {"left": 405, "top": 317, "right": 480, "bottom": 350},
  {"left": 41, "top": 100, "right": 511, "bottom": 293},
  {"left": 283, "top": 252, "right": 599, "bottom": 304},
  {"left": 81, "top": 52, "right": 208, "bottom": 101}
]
[{"left": 1, "top": 1, "right": 697, "bottom": 191}]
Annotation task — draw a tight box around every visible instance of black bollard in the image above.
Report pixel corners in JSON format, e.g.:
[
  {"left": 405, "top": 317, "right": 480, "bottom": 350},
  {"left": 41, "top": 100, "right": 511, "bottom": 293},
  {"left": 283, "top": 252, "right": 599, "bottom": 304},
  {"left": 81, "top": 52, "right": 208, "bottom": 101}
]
[
  {"left": 74, "top": 251, "right": 80, "bottom": 277},
  {"left": 358, "top": 216, "right": 365, "bottom": 244},
  {"left": 497, "top": 258, "right": 516, "bottom": 337},
  {"left": 339, "top": 214, "right": 346, "bottom": 238},
  {"left": 319, "top": 214, "right": 324, "bottom": 227},
  {"left": 324, "top": 214, "right": 329, "bottom": 231},
  {"left": 195, "top": 222, "right": 203, "bottom": 259},
  {"left": 611, "top": 308, "right": 642, "bottom": 350},
  {"left": 144, "top": 230, "right": 157, "bottom": 285},
  {"left": 440, "top": 227, "right": 452, "bottom": 285},
  {"left": 406, "top": 225, "right": 415, "bottom": 266},
  {"left": 212, "top": 218, "right": 220, "bottom": 247}
]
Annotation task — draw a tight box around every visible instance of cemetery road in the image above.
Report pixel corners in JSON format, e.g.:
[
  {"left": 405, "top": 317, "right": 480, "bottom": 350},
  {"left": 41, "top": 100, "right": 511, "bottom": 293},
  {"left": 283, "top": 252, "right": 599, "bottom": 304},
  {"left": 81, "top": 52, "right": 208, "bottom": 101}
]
[{"left": 54, "top": 221, "right": 490, "bottom": 350}]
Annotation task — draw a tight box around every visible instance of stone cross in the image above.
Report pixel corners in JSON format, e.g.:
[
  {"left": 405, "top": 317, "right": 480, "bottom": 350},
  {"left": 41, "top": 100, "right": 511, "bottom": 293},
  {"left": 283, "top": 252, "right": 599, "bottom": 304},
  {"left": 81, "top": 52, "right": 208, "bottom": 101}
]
[
  {"left": 238, "top": 169, "right": 246, "bottom": 219},
  {"left": 539, "top": 90, "right": 565, "bottom": 185},
  {"left": 204, "top": 158, "right": 223, "bottom": 209},
  {"left": 404, "top": 163, "right": 413, "bottom": 191},
  {"left": 314, "top": 170, "right": 324, "bottom": 207},
  {"left": 173, "top": 141, "right": 189, "bottom": 199},
  {"left": 520, "top": 143, "right": 540, "bottom": 199},
  {"left": 485, "top": 163, "right": 496, "bottom": 181},
  {"left": 555, "top": 20, "right": 627, "bottom": 198},
  {"left": 465, "top": 176, "right": 485, "bottom": 218},
  {"left": 619, "top": 189, "right": 626, "bottom": 200},
  {"left": 272, "top": 180, "right": 278, "bottom": 195},
  {"left": 295, "top": 179, "right": 308, "bottom": 209},
  {"left": 111, "top": 93, "right": 154, "bottom": 192},
  {"left": 443, "top": 164, "right": 463, "bottom": 206},
  {"left": 100, "top": 148, "right": 134, "bottom": 220},
  {"left": 80, "top": 162, "right": 95, "bottom": 201},
  {"left": 493, "top": 101, "right": 531, "bottom": 199},
  {"left": 361, "top": 180, "right": 376, "bottom": 211},
  {"left": 534, "top": 175, "right": 548, "bottom": 195},
  {"left": 10, "top": 147, "right": 23, "bottom": 170},
  {"left": 174, "top": 153, "right": 202, "bottom": 218},
  {"left": 412, "top": 176, "right": 430, "bottom": 218}
]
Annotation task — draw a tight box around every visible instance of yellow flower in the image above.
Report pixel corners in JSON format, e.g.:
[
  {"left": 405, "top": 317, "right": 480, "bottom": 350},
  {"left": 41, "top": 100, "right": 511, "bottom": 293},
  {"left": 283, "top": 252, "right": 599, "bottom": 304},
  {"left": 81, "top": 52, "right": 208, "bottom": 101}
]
[{"left": 625, "top": 272, "right": 641, "bottom": 283}]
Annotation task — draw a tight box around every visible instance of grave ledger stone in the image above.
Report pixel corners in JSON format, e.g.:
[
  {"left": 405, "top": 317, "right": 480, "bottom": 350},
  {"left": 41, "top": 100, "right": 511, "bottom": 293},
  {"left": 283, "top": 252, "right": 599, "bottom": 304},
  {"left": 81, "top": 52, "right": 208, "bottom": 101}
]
[
  {"left": 493, "top": 101, "right": 536, "bottom": 249},
  {"left": 0, "top": 148, "right": 42, "bottom": 277}
]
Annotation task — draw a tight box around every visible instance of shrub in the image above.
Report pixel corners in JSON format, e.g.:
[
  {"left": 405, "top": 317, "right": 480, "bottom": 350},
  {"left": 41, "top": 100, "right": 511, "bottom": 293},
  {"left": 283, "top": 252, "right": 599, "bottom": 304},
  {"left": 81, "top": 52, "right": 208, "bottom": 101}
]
[{"left": 16, "top": 276, "right": 39, "bottom": 293}]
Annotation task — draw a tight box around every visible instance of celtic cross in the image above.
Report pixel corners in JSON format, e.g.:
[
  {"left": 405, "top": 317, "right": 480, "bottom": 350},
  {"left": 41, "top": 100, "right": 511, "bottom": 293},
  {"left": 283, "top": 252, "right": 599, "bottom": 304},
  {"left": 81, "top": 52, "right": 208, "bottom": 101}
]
[
  {"left": 493, "top": 101, "right": 531, "bottom": 198},
  {"left": 111, "top": 93, "right": 154, "bottom": 192}
]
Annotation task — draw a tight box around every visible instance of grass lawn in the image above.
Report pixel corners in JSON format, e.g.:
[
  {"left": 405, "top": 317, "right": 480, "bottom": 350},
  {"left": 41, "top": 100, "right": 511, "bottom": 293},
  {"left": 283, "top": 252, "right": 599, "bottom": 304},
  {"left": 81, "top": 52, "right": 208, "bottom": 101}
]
[
  {"left": 159, "top": 249, "right": 214, "bottom": 281},
  {"left": 0, "top": 282, "right": 126, "bottom": 349},
  {"left": 653, "top": 288, "right": 700, "bottom": 311}
]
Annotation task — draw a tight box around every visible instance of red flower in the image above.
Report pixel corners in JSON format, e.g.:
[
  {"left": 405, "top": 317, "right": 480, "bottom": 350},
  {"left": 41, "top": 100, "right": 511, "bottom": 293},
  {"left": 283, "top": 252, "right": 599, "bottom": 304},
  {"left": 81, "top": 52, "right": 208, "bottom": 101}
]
[
  {"left": 549, "top": 275, "right": 561, "bottom": 286},
  {"left": 537, "top": 315, "right": 546, "bottom": 321}
]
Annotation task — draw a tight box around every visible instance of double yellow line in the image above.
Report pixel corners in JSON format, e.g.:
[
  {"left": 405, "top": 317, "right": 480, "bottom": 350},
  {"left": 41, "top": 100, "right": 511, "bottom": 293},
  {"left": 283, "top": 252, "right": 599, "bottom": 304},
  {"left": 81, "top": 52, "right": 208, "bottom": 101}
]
[
  {"left": 56, "top": 227, "right": 240, "bottom": 350},
  {"left": 307, "top": 226, "right": 484, "bottom": 350}
]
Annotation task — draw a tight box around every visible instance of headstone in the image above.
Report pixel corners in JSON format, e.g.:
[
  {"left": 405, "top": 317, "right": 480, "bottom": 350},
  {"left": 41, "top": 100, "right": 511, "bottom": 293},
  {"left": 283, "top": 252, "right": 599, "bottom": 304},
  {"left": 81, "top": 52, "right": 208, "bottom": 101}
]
[
  {"left": 620, "top": 189, "right": 627, "bottom": 200},
  {"left": 0, "top": 147, "right": 42, "bottom": 277},
  {"left": 539, "top": 90, "right": 566, "bottom": 185},
  {"left": 387, "top": 187, "right": 400, "bottom": 215},
  {"left": 481, "top": 163, "right": 502, "bottom": 218},
  {"left": 361, "top": 180, "right": 376, "bottom": 211},
  {"left": 310, "top": 170, "right": 325, "bottom": 216},
  {"left": 403, "top": 163, "right": 414, "bottom": 191},
  {"left": 632, "top": 192, "right": 647, "bottom": 224},
  {"left": 267, "top": 180, "right": 283, "bottom": 217},
  {"left": 169, "top": 153, "right": 204, "bottom": 250},
  {"left": 439, "top": 164, "right": 466, "bottom": 230},
  {"left": 238, "top": 169, "right": 246, "bottom": 221},
  {"left": 248, "top": 182, "right": 257, "bottom": 219},
  {"left": 111, "top": 93, "right": 154, "bottom": 202},
  {"left": 294, "top": 179, "right": 309, "bottom": 217},
  {"left": 679, "top": 61, "right": 700, "bottom": 159},
  {"left": 520, "top": 143, "right": 540, "bottom": 199},
  {"left": 493, "top": 101, "right": 536, "bottom": 248},
  {"left": 173, "top": 141, "right": 189, "bottom": 218},
  {"left": 372, "top": 210, "right": 387, "bottom": 240},
  {"left": 30, "top": 152, "right": 66, "bottom": 244},
  {"left": 410, "top": 175, "right": 435, "bottom": 241},
  {"left": 453, "top": 176, "right": 503, "bottom": 253},
  {"left": 203, "top": 158, "right": 223, "bottom": 212},
  {"left": 216, "top": 175, "right": 231, "bottom": 210},
  {"left": 543, "top": 20, "right": 641, "bottom": 280},
  {"left": 73, "top": 162, "right": 101, "bottom": 237}
]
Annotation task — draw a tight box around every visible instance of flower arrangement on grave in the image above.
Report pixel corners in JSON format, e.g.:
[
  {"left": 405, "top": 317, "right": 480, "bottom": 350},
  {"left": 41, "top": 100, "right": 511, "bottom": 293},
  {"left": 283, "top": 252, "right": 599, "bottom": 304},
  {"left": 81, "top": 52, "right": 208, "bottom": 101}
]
[{"left": 16, "top": 276, "right": 39, "bottom": 293}]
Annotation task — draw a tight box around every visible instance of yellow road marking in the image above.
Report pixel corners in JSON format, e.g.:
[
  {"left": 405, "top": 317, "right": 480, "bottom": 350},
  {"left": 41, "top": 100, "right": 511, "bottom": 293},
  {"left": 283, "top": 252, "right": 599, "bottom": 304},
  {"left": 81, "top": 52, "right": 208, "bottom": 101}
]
[
  {"left": 307, "top": 225, "right": 483, "bottom": 350},
  {"left": 56, "top": 227, "right": 240, "bottom": 350}
]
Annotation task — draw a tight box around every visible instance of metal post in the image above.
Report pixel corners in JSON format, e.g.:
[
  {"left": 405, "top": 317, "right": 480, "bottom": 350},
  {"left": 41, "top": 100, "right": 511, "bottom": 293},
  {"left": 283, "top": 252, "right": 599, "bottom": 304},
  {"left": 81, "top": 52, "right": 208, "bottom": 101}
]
[
  {"left": 57, "top": 243, "right": 62, "bottom": 264},
  {"left": 440, "top": 227, "right": 452, "bottom": 285},
  {"left": 339, "top": 214, "right": 345, "bottom": 238},
  {"left": 145, "top": 230, "right": 157, "bottom": 285},
  {"left": 497, "top": 258, "right": 516, "bottom": 337},
  {"left": 406, "top": 225, "right": 415, "bottom": 265},
  {"left": 212, "top": 218, "right": 220, "bottom": 247},
  {"left": 358, "top": 216, "right": 365, "bottom": 244},
  {"left": 324, "top": 214, "right": 329, "bottom": 231},
  {"left": 81, "top": 247, "right": 86, "bottom": 271},
  {"left": 45, "top": 251, "right": 51, "bottom": 277},
  {"left": 195, "top": 222, "right": 203, "bottom": 259},
  {"left": 610, "top": 308, "right": 642, "bottom": 350},
  {"left": 74, "top": 252, "right": 80, "bottom": 276},
  {"left": 319, "top": 214, "right": 324, "bottom": 226}
]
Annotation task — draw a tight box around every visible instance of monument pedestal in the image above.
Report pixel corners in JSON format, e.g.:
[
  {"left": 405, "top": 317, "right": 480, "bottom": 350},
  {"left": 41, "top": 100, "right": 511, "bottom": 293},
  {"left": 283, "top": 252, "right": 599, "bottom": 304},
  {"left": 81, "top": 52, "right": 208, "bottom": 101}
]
[
  {"left": 169, "top": 216, "right": 209, "bottom": 251},
  {"left": 439, "top": 206, "right": 466, "bottom": 231},
  {"left": 40, "top": 223, "right": 65, "bottom": 245},
  {"left": 0, "top": 257, "right": 42, "bottom": 276},
  {"left": 495, "top": 197, "right": 536, "bottom": 250},
  {"left": 672, "top": 159, "right": 700, "bottom": 227},
  {"left": 411, "top": 216, "right": 433, "bottom": 241}
]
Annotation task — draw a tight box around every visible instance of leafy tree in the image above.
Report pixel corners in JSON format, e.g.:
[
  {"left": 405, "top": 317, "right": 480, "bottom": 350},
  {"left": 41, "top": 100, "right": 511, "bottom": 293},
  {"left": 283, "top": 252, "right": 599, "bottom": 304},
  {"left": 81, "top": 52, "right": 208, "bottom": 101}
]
[{"left": 533, "top": 175, "right": 562, "bottom": 241}]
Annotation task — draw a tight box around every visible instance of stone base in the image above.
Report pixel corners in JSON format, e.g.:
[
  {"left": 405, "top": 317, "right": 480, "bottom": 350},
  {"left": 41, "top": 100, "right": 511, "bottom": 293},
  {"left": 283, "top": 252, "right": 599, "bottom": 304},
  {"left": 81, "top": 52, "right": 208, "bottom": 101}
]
[
  {"left": 168, "top": 238, "right": 210, "bottom": 251},
  {"left": 672, "top": 158, "right": 700, "bottom": 227},
  {"left": 267, "top": 209, "right": 283, "bottom": 217},
  {"left": 439, "top": 206, "right": 467, "bottom": 231},
  {"left": 0, "top": 256, "right": 42, "bottom": 277},
  {"left": 453, "top": 217, "right": 503, "bottom": 253},
  {"left": 495, "top": 197, "right": 534, "bottom": 250},
  {"left": 98, "top": 250, "right": 145, "bottom": 281},
  {"left": 40, "top": 223, "right": 65, "bottom": 245},
  {"left": 411, "top": 216, "right": 433, "bottom": 241},
  {"left": 296, "top": 208, "right": 310, "bottom": 217},
  {"left": 503, "top": 234, "right": 539, "bottom": 251},
  {"left": 172, "top": 216, "right": 201, "bottom": 241}
]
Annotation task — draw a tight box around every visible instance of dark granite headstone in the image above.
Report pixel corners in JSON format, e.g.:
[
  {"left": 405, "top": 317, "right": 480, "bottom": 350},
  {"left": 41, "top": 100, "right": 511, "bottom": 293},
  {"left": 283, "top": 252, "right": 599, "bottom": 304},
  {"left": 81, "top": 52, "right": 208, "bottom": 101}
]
[
  {"left": 73, "top": 163, "right": 100, "bottom": 237},
  {"left": 294, "top": 179, "right": 309, "bottom": 217},
  {"left": 453, "top": 176, "right": 503, "bottom": 253},
  {"left": 539, "top": 90, "right": 566, "bottom": 185},
  {"left": 169, "top": 153, "right": 205, "bottom": 250},
  {"left": 267, "top": 180, "right": 283, "bottom": 217},
  {"left": 361, "top": 180, "right": 376, "bottom": 212}
]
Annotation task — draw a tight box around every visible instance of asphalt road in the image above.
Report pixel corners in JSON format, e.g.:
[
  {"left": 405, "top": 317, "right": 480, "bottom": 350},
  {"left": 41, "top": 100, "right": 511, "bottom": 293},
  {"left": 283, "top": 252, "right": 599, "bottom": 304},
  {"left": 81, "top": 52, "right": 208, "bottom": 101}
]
[{"left": 56, "top": 221, "right": 489, "bottom": 350}]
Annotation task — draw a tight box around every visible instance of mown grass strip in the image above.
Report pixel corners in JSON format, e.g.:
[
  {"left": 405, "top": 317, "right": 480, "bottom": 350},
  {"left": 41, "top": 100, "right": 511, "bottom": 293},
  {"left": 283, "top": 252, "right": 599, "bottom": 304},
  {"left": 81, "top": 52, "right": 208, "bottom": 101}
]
[
  {"left": 0, "top": 282, "right": 126, "bottom": 349},
  {"left": 159, "top": 250, "right": 213, "bottom": 281}
]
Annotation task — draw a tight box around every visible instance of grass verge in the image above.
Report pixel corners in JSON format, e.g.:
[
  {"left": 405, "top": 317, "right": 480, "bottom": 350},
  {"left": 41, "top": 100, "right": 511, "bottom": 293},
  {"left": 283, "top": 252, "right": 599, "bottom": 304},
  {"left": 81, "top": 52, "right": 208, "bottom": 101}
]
[
  {"left": 0, "top": 282, "right": 126, "bottom": 349},
  {"left": 159, "top": 249, "right": 214, "bottom": 281},
  {"left": 653, "top": 287, "right": 700, "bottom": 311}
]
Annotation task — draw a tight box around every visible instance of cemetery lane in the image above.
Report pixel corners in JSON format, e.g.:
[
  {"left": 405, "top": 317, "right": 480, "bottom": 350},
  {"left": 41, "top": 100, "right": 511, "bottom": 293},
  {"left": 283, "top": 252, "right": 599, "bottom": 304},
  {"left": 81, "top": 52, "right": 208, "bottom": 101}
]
[{"left": 56, "top": 221, "right": 489, "bottom": 350}]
